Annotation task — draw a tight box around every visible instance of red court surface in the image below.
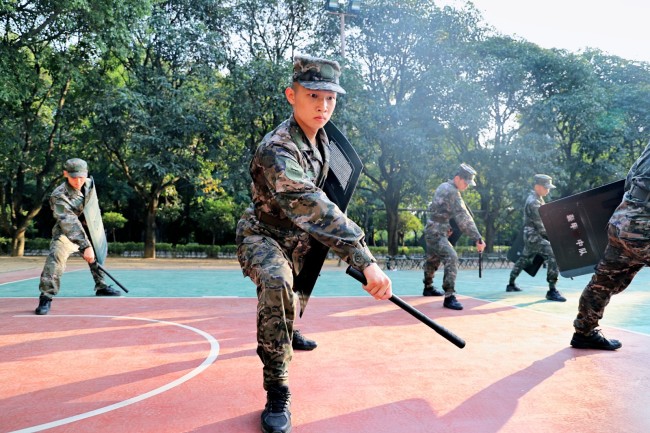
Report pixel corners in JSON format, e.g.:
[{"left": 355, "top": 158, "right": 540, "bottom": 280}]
[{"left": 2, "top": 289, "right": 649, "bottom": 433}]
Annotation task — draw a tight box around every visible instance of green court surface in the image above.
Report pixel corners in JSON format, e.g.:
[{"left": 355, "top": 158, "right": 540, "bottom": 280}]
[{"left": 3, "top": 265, "right": 650, "bottom": 335}]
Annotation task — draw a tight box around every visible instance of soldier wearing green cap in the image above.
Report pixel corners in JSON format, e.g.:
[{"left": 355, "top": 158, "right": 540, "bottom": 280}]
[
  {"left": 506, "top": 174, "right": 566, "bottom": 302},
  {"left": 422, "top": 163, "right": 485, "bottom": 310},
  {"left": 34, "top": 158, "right": 120, "bottom": 315},
  {"left": 235, "top": 55, "right": 393, "bottom": 433}
]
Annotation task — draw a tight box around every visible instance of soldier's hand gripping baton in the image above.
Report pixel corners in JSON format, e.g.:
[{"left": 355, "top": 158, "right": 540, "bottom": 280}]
[
  {"left": 94, "top": 262, "right": 129, "bottom": 293},
  {"left": 346, "top": 266, "right": 465, "bottom": 349}
]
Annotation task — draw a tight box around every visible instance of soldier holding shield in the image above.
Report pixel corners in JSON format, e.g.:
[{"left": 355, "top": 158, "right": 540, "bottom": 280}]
[
  {"left": 35, "top": 158, "right": 120, "bottom": 315},
  {"left": 506, "top": 174, "right": 566, "bottom": 302},
  {"left": 235, "top": 55, "right": 392, "bottom": 433}
]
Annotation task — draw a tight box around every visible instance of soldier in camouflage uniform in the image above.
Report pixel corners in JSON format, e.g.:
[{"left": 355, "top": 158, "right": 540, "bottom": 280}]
[
  {"left": 35, "top": 158, "right": 120, "bottom": 315},
  {"left": 423, "top": 164, "right": 485, "bottom": 310},
  {"left": 506, "top": 174, "right": 566, "bottom": 302},
  {"left": 570, "top": 142, "right": 650, "bottom": 351},
  {"left": 236, "top": 55, "right": 393, "bottom": 433}
]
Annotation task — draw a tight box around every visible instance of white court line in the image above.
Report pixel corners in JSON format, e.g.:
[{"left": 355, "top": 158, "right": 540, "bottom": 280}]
[{"left": 8, "top": 315, "right": 220, "bottom": 433}]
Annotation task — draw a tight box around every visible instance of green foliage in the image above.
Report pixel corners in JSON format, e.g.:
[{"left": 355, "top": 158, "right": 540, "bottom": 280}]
[{"left": 4, "top": 0, "right": 650, "bottom": 257}]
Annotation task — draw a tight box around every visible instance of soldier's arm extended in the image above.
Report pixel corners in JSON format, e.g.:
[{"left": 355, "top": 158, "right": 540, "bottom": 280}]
[{"left": 260, "top": 143, "right": 376, "bottom": 271}]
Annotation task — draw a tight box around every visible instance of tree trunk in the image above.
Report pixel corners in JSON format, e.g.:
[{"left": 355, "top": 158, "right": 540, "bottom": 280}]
[
  {"left": 11, "top": 228, "right": 26, "bottom": 257},
  {"left": 386, "top": 204, "right": 400, "bottom": 256},
  {"left": 144, "top": 197, "right": 158, "bottom": 259}
]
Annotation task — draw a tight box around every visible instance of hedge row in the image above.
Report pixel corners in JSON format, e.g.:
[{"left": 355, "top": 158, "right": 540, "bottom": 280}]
[{"left": 5, "top": 238, "right": 509, "bottom": 259}]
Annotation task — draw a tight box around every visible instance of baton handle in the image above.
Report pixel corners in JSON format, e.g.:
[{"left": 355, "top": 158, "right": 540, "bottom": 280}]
[{"left": 346, "top": 266, "right": 465, "bottom": 349}]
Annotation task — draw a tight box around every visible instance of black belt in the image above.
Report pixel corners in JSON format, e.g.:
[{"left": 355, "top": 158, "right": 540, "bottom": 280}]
[
  {"left": 628, "top": 185, "right": 650, "bottom": 203},
  {"left": 255, "top": 209, "right": 294, "bottom": 229}
]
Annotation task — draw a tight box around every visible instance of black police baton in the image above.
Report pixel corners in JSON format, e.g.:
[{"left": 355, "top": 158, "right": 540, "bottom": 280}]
[
  {"left": 94, "top": 261, "right": 129, "bottom": 293},
  {"left": 346, "top": 266, "right": 465, "bottom": 349}
]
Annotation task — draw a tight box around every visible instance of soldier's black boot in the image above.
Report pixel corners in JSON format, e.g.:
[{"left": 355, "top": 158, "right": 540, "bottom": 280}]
[
  {"left": 545, "top": 287, "right": 566, "bottom": 302},
  {"left": 571, "top": 329, "right": 622, "bottom": 350},
  {"left": 261, "top": 384, "right": 292, "bottom": 433},
  {"left": 35, "top": 295, "right": 52, "bottom": 315},
  {"left": 506, "top": 282, "right": 522, "bottom": 292},
  {"left": 443, "top": 294, "right": 463, "bottom": 310},
  {"left": 423, "top": 279, "right": 443, "bottom": 296},
  {"left": 292, "top": 329, "right": 317, "bottom": 351},
  {"left": 95, "top": 285, "right": 121, "bottom": 296}
]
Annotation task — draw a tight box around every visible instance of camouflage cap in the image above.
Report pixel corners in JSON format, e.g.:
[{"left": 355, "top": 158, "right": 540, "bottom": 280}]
[
  {"left": 64, "top": 158, "right": 88, "bottom": 178},
  {"left": 456, "top": 163, "right": 477, "bottom": 186},
  {"left": 534, "top": 174, "right": 556, "bottom": 189},
  {"left": 293, "top": 55, "right": 346, "bottom": 94}
]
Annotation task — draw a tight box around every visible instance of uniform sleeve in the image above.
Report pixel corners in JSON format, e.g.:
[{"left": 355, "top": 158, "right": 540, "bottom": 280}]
[
  {"left": 260, "top": 144, "right": 376, "bottom": 270},
  {"left": 450, "top": 192, "right": 482, "bottom": 241},
  {"left": 528, "top": 199, "right": 548, "bottom": 238},
  {"left": 51, "top": 194, "right": 91, "bottom": 251}
]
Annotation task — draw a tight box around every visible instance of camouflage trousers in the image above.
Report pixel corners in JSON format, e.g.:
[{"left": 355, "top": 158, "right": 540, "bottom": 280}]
[
  {"left": 423, "top": 234, "right": 458, "bottom": 295},
  {"left": 574, "top": 224, "right": 649, "bottom": 334},
  {"left": 39, "top": 234, "right": 107, "bottom": 298},
  {"left": 237, "top": 234, "right": 296, "bottom": 390},
  {"left": 509, "top": 240, "right": 558, "bottom": 286}
]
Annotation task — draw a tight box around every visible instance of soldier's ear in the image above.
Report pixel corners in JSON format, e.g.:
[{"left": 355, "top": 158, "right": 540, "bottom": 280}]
[{"left": 285, "top": 86, "right": 296, "bottom": 106}]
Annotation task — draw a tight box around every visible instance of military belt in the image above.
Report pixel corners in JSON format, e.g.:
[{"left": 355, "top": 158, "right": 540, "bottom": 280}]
[
  {"left": 255, "top": 209, "right": 295, "bottom": 229},
  {"left": 628, "top": 185, "right": 650, "bottom": 203}
]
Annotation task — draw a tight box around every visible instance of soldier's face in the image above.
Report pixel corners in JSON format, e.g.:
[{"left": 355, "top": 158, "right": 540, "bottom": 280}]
[
  {"left": 285, "top": 84, "right": 337, "bottom": 137},
  {"left": 535, "top": 184, "right": 550, "bottom": 196},
  {"left": 64, "top": 171, "right": 87, "bottom": 190}
]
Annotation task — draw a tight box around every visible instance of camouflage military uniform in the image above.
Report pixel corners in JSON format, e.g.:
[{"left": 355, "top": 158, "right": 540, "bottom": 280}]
[
  {"left": 236, "top": 114, "right": 376, "bottom": 390},
  {"left": 39, "top": 179, "right": 109, "bottom": 297},
  {"left": 423, "top": 179, "right": 482, "bottom": 295},
  {"left": 509, "top": 190, "right": 559, "bottom": 286},
  {"left": 574, "top": 142, "right": 650, "bottom": 335}
]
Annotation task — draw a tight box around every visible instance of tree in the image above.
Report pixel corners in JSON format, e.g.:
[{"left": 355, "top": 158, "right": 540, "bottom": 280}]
[
  {"left": 103, "top": 212, "right": 127, "bottom": 242},
  {"left": 89, "top": 0, "right": 228, "bottom": 258},
  {"left": 195, "top": 197, "right": 237, "bottom": 245},
  {"left": 342, "top": 1, "right": 483, "bottom": 255},
  {"left": 0, "top": 0, "right": 149, "bottom": 256}
]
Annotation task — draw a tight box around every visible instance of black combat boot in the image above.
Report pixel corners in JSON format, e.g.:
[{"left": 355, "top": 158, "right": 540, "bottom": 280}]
[
  {"left": 292, "top": 329, "right": 317, "bottom": 351},
  {"left": 95, "top": 285, "right": 121, "bottom": 296},
  {"left": 35, "top": 295, "right": 52, "bottom": 315},
  {"left": 545, "top": 288, "right": 566, "bottom": 302},
  {"left": 423, "top": 279, "right": 443, "bottom": 296},
  {"left": 571, "top": 329, "right": 622, "bottom": 350},
  {"left": 443, "top": 294, "right": 463, "bottom": 310},
  {"left": 505, "top": 282, "right": 522, "bottom": 292},
  {"left": 261, "top": 384, "right": 292, "bottom": 433}
]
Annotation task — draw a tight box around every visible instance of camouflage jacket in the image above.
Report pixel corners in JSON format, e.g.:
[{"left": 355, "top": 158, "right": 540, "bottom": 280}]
[
  {"left": 237, "top": 115, "right": 375, "bottom": 271},
  {"left": 424, "top": 180, "right": 481, "bottom": 241},
  {"left": 50, "top": 179, "right": 92, "bottom": 250},
  {"left": 611, "top": 141, "right": 650, "bottom": 240},
  {"left": 522, "top": 190, "right": 549, "bottom": 244}
]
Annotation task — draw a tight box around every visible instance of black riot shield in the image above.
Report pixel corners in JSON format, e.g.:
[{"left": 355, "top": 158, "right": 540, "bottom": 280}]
[
  {"left": 83, "top": 177, "right": 108, "bottom": 265},
  {"left": 294, "top": 121, "right": 364, "bottom": 316},
  {"left": 506, "top": 231, "right": 545, "bottom": 277},
  {"left": 538, "top": 179, "right": 625, "bottom": 278}
]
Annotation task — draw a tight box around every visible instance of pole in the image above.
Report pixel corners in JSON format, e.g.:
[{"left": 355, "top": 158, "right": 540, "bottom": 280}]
[{"left": 340, "top": 12, "right": 346, "bottom": 58}]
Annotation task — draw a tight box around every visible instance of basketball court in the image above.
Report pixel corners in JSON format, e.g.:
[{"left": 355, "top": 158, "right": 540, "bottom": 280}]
[{"left": 1, "top": 257, "right": 649, "bottom": 433}]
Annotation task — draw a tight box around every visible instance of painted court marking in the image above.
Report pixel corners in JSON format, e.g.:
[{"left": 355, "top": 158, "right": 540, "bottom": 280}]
[{"left": 8, "top": 315, "right": 220, "bottom": 433}]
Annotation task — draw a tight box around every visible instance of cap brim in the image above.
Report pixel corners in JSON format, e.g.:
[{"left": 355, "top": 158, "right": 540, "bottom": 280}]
[
  {"left": 298, "top": 80, "right": 346, "bottom": 94},
  {"left": 68, "top": 171, "right": 88, "bottom": 178}
]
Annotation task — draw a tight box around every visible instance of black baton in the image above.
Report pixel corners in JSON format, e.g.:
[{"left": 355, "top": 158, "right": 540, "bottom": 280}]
[
  {"left": 346, "top": 266, "right": 465, "bottom": 349},
  {"left": 95, "top": 262, "right": 129, "bottom": 293}
]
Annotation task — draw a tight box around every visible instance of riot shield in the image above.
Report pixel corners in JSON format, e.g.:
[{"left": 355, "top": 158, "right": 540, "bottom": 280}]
[
  {"left": 294, "top": 121, "right": 364, "bottom": 316},
  {"left": 83, "top": 177, "right": 108, "bottom": 265},
  {"left": 538, "top": 179, "right": 625, "bottom": 278},
  {"left": 506, "top": 231, "right": 544, "bottom": 277}
]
